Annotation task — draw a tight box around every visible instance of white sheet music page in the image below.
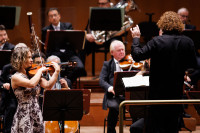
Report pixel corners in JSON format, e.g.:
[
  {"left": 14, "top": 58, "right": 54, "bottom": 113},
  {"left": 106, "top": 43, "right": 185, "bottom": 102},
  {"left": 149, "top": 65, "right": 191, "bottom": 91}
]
[{"left": 122, "top": 75, "right": 149, "bottom": 88}]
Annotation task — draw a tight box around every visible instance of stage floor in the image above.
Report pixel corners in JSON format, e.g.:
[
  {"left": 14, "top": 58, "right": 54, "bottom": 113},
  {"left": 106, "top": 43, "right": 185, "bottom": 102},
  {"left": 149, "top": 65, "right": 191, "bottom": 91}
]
[{"left": 79, "top": 125, "right": 200, "bottom": 133}]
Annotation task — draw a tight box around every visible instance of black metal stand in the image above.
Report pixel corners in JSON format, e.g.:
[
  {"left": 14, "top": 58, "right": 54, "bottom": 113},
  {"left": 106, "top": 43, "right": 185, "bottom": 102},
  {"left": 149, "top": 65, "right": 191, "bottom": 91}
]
[
  {"left": 89, "top": 7, "right": 123, "bottom": 75},
  {"left": 43, "top": 90, "right": 83, "bottom": 133}
]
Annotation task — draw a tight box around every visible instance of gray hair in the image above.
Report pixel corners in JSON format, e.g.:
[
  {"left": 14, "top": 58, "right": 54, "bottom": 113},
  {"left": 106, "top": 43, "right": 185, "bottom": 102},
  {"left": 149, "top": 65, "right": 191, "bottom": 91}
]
[
  {"left": 46, "top": 55, "right": 61, "bottom": 63},
  {"left": 14, "top": 43, "right": 27, "bottom": 50},
  {"left": 177, "top": 7, "right": 189, "bottom": 14},
  {"left": 110, "top": 40, "right": 124, "bottom": 53}
]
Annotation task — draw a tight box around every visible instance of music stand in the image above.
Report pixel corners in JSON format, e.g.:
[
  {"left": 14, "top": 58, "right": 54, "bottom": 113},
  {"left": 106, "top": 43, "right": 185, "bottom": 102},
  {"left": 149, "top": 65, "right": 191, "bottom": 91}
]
[
  {"left": 0, "top": 50, "right": 12, "bottom": 70},
  {"left": 44, "top": 30, "right": 86, "bottom": 53},
  {"left": 76, "top": 89, "right": 91, "bottom": 115},
  {"left": 0, "top": 6, "right": 21, "bottom": 29},
  {"left": 113, "top": 71, "right": 149, "bottom": 119},
  {"left": 43, "top": 90, "right": 83, "bottom": 133},
  {"left": 113, "top": 71, "right": 149, "bottom": 96},
  {"left": 89, "top": 7, "right": 124, "bottom": 61}
]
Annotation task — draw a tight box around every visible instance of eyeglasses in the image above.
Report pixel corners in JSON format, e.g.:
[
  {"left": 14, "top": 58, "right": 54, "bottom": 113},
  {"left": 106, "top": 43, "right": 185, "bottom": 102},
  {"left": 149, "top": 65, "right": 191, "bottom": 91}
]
[{"left": 180, "top": 15, "right": 188, "bottom": 18}]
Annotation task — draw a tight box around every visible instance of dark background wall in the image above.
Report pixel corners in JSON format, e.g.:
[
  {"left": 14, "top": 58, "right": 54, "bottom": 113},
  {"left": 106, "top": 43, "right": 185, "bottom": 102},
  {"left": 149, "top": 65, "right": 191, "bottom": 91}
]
[{"left": 1, "top": 0, "right": 200, "bottom": 75}]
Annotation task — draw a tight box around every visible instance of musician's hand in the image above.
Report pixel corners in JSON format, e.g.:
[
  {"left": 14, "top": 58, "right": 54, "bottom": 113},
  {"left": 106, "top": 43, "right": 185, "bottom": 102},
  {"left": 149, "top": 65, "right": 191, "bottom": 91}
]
[
  {"left": 184, "top": 75, "right": 191, "bottom": 82},
  {"left": 108, "top": 86, "right": 115, "bottom": 95},
  {"left": 130, "top": 25, "right": 141, "bottom": 38},
  {"left": 38, "top": 66, "right": 49, "bottom": 73},
  {"left": 3, "top": 83, "right": 11, "bottom": 90},
  {"left": 60, "top": 78, "right": 70, "bottom": 89},
  {"left": 86, "top": 34, "right": 95, "bottom": 42},
  {"left": 50, "top": 62, "right": 60, "bottom": 73}
]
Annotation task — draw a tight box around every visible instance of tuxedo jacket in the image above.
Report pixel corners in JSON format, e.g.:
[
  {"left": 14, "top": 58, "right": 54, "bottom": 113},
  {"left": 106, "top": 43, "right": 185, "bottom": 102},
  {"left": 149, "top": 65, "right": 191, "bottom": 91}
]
[
  {"left": 0, "top": 64, "right": 17, "bottom": 114},
  {"left": 99, "top": 58, "right": 124, "bottom": 110},
  {"left": 2, "top": 42, "right": 15, "bottom": 50},
  {"left": 42, "top": 22, "right": 73, "bottom": 42},
  {"left": 185, "top": 24, "right": 196, "bottom": 30},
  {"left": 42, "top": 22, "right": 75, "bottom": 60}
]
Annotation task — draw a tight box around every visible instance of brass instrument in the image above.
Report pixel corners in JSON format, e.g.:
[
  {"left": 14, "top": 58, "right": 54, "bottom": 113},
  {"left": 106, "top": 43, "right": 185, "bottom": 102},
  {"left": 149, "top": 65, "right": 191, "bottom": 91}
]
[{"left": 91, "top": 0, "right": 136, "bottom": 45}]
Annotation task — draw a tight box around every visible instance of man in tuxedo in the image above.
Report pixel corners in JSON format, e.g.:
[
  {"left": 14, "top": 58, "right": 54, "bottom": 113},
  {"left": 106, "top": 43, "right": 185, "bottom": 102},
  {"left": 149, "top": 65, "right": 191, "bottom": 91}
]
[
  {"left": 177, "top": 7, "right": 196, "bottom": 30},
  {"left": 99, "top": 40, "right": 125, "bottom": 133},
  {"left": 0, "top": 25, "right": 15, "bottom": 50},
  {"left": 0, "top": 25, "right": 15, "bottom": 133},
  {"left": 42, "top": 8, "right": 86, "bottom": 84}
]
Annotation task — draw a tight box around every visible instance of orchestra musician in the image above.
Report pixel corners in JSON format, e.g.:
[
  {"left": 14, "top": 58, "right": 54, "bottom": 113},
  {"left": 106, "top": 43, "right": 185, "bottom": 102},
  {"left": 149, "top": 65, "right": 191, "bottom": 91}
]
[
  {"left": 43, "top": 55, "right": 76, "bottom": 133},
  {"left": 0, "top": 25, "right": 15, "bottom": 51},
  {"left": 10, "top": 46, "right": 60, "bottom": 133},
  {"left": 46, "top": 55, "right": 71, "bottom": 90},
  {"left": 130, "top": 11, "right": 197, "bottom": 133},
  {"left": 99, "top": 40, "right": 125, "bottom": 133},
  {"left": 42, "top": 7, "right": 86, "bottom": 84},
  {"left": 177, "top": 7, "right": 196, "bottom": 30},
  {"left": 0, "top": 43, "right": 27, "bottom": 133},
  {"left": 81, "top": 0, "right": 123, "bottom": 66}
]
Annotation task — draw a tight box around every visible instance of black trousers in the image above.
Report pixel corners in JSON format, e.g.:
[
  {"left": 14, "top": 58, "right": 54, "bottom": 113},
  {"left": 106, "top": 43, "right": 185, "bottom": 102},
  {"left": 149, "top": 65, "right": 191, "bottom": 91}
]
[
  {"left": 107, "top": 108, "right": 118, "bottom": 133},
  {"left": 3, "top": 99, "right": 17, "bottom": 133},
  {"left": 145, "top": 105, "right": 181, "bottom": 133},
  {"left": 106, "top": 96, "right": 124, "bottom": 133}
]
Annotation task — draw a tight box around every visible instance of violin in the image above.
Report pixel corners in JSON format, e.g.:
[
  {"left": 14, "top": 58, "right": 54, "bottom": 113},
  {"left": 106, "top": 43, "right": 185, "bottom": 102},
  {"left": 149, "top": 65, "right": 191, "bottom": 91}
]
[
  {"left": 119, "top": 54, "right": 144, "bottom": 70},
  {"left": 28, "top": 61, "right": 77, "bottom": 77},
  {"left": 28, "top": 62, "right": 54, "bottom": 77}
]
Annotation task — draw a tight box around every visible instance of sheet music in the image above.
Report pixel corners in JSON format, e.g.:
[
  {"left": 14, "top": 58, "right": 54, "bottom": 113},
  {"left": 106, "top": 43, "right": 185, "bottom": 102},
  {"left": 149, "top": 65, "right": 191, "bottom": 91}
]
[{"left": 122, "top": 75, "right": 149, "bottom": 88}]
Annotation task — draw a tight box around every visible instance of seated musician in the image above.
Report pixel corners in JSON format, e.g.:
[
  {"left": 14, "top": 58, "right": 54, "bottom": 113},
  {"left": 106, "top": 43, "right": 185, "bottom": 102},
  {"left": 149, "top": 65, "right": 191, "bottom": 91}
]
[
  {"left": 0, "top": 43, "right": 27, "bottom": 133},
  {"left": 177, "top": 7, "right": 196, "bottom": 30},
  {"left": 99, "top": 40, "right": 126, "bottom": 133},
  {"left": 46, "top": 55, "right": 71, "bottom": 90},
  {"left": 42, "top": 7, "right": 86, "bottom": 84},
  {"left": 81, "top": 0, "right": 124, "bottom": 66},
  {"left": 32, "top": 53, "right": 71, "bottom": 110},
  {"left": 0, "top": 25, "right": 15, "bottom": 51}
]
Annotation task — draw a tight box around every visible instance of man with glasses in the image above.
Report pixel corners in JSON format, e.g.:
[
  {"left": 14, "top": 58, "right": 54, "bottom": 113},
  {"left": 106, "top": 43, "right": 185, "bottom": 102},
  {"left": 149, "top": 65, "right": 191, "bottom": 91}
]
[
  {"left": 42, "top": 8, "right": 86, "bottom": 85},
  {"left": 98, "top": 0, "right": 111, "bottom": 7},
  {"left": 177, "top": 7, "right": 196, "bottom": 30}
]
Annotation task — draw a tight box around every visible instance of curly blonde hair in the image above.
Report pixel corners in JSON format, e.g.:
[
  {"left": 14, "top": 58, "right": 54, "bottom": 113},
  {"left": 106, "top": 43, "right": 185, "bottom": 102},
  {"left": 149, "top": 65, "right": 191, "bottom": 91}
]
[
  {"left": 11, "top": 47, "right": 30, "bottom": 71},
  {"left": 157, "top": 11, "right": 184, "bottom": 33}
]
